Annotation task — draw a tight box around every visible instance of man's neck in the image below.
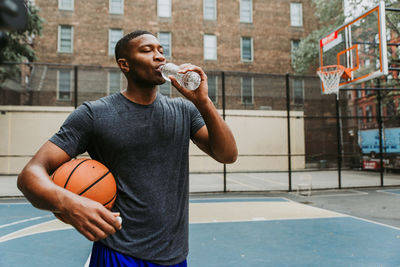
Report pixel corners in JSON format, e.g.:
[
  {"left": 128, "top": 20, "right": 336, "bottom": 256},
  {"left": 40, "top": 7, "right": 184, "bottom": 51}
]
[{"left": 122, "top": 83, "right": 158, "bottom": 105}]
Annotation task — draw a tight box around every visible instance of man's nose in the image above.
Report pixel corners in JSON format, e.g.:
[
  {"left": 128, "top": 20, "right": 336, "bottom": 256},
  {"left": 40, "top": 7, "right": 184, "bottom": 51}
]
[{"left": 155, "top": 50, "right": 165, "bottom": 61}]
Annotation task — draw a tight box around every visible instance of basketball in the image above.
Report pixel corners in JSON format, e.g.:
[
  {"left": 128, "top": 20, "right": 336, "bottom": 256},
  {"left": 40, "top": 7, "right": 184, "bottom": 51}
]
[{"left": 51, "top": 158, "right": 117, "bottom": 209}]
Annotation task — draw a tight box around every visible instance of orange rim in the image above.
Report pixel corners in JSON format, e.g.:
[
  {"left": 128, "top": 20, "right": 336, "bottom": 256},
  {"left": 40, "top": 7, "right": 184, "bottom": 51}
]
[{"left": 317, "top": 65, "right": 351, "bottom": 79}]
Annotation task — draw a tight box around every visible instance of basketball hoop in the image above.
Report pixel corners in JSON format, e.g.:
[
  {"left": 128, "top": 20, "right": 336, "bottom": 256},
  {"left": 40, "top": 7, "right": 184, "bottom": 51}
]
[{"left": 317, "top": 65, "right": 345, "bottom": 99}]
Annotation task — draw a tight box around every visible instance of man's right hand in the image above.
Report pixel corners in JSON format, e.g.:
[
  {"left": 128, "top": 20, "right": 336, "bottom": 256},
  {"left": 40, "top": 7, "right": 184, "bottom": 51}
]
[
  {"left": 17, "top": 141, "right": 122, "bottom": 242},
  {"left": 55, "top": 193, "right": 122, "bottom": 241}
]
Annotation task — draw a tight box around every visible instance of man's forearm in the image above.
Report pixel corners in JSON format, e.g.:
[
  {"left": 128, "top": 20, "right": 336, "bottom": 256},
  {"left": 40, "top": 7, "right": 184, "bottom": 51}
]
[
  {"left": 17, "top": 164, "right": 71, "bottom": 212},
  {"left": 195, "top": 98, "right": 238, "bottom": 163}
]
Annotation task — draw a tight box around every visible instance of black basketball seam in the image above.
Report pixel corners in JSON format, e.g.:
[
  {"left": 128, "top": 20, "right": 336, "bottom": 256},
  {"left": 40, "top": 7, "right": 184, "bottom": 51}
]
[
  {"left": 103, "top": 193, "right": 117, "bottom": 207},
  {"left": 78, "top": 171, "right": 111, "bottom": 196},
  {"left": 63, "top": 159, "right": 90, "bottom": 188}
]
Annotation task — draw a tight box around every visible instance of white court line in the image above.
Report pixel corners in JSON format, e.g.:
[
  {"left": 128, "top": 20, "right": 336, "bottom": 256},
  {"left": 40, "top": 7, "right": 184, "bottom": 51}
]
[
  {"left": 0, "top": 202, "right": 30, "bottom": 205},
  {"left": 227, "top": 177, "right": 260, "bottom": 190},
  {"left": 346, "top": 214, "right": 400, "bottom": 231},
  {"left": 376, "top": 189, "right": 400, "bottom": 196},
  {"left": 190, "top": 197, "right": 287, "bottom": 202},
  {"left": 294, "top": 200, "right": 400, "bottom": 231},
  {"left": 0, "top": 219, "right": 73, "bottom": 243},
  {"left": 189, "top": 216, "right": 348, "bottom": 225},
  {"left": 232, "top": 173, "right": 287, "bottom": 186},
  {"left": 84, "top": 253, "right": 91, "bottom": 267},
  {"left": 290, "top": 190, "right": 368, "bottom": 198},
  {"left": 0, "top": 215, "right": 52, "bottom": 229}
]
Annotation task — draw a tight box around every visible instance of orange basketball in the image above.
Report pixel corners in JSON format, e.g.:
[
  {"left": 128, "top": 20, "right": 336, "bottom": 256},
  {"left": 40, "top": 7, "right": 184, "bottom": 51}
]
[{"left": 51, "top": 158, "right": 117, "bottom": 209}]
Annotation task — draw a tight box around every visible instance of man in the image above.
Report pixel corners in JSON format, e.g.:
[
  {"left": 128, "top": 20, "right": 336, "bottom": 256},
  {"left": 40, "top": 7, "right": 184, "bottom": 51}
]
[{"left": 17, "top": 30, "right": 237, "bottom": 266}]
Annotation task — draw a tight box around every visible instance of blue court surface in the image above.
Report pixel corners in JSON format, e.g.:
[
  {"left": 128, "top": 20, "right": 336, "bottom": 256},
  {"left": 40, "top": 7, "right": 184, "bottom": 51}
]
[
  {"left": 1, "top": 197, "right": 400, "bottom": 266},
  {"left": 378, "top": 189, "right": 400, "bottom": 195}
]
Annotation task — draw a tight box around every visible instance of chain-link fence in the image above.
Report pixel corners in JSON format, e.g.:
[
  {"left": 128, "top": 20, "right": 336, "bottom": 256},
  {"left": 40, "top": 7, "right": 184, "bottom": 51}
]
[{"left": 1, "top": 62, "right": 400, "bottom": 192}]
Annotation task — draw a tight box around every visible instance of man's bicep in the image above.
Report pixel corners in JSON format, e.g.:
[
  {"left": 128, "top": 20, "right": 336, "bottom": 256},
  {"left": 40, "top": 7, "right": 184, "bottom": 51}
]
[
  {"left": 31, "top": 141, "right": 72, "bottom": 174},
  {"left": 191, "top": 125, "right": 213, "bottom": 157}
]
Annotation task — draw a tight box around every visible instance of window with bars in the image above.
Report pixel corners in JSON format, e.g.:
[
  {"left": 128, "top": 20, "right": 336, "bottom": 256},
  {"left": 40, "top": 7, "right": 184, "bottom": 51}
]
[
  {"left": 290, "top": 3, "right": 303, "bottom": 27},
  {"left": 240, "top": 0, "right": 252, "bottom": 23},
  {"left": 204, "top": 34, "right": 217, "bottom": 60},
  {"left": 58, "top": 70, "right": 71, "bottom": 100},
  {"left": 157, "top": 0, "right": 171, "bottom": 17},
  {"left": 292, "top": 79, "right": 304, "bottom": 105},
  {"left": 241, "top": 77, "right": 253, "bottom": 104},
  {"left": 59, "top": 0, "right": 73, "bottom": 11},
  {"left": 291, "top": 39, "right": 300, "bottom": 64},
  {"left": 241, "top": 37, "right": 253, "bottom": 61},
  {"left": 109, "top": 71, "right": 121, "bottom": 95},
  {"left": 58, "top": 25, "right": 73, "bottom": 53},
  {"left": 207, "top": 75, "right": 218, "bottom": 104},
  {"left": 158, "top": 32, "right": 171, "bottom": 58},
  {"left": 110, "top": 0, "right": 124, "bottom": 14},
  {"left": 109, "top": 29, "right": 123, "bottom": 56},
  {"left": 204, "top": 0, "right": 217, "bottom": 20}
]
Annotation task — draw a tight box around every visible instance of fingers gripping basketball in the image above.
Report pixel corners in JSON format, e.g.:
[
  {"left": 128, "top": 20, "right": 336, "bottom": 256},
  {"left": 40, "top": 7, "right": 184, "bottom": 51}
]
[{"left": 51, "top": 159, "right": 117, "bottom": 210}]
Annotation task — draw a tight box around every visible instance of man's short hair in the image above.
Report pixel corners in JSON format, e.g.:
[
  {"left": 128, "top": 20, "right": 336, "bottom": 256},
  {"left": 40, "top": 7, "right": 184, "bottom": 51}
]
[{"left": 115, "top": 30, "right": 154, "bottom": 62}]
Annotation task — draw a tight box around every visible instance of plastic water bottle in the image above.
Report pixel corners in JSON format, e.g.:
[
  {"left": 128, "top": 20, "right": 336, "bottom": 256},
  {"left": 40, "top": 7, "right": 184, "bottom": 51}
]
[{"left": 160, "top": 63, "right": 201, "bottom": 90}]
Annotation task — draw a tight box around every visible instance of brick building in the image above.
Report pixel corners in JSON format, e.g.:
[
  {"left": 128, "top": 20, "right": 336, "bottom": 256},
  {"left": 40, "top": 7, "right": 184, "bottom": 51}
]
[{"left": 24, "top": 0, "right": 319, "bottom": 107}]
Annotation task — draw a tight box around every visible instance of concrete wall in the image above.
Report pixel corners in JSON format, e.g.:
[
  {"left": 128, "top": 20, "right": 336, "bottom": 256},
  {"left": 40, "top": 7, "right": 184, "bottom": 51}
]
[{"left": 0, "top": 106, "right": 304, "bottom": 174}]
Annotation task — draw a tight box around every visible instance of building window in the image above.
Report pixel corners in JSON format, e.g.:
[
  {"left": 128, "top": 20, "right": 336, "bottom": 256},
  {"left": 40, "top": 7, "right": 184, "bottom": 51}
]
[
  {"left": 58, "top": 70, "right": 71, "bottom": 100},
  {"left": 204, "top": 0, "right": 216, "bottom": 20},
  {"left": 59, "top": 0, "right": 73, "bottom": 11},
  {"left": 110, "top": 0, "right": 124, "bottom": 14},
  {"left": 241, "top": 37, "right": 253, "bottom": 62},
  {"left": 366, "top": 105, "right": 372, "bottom": 122},
  {"left": 293, "top": 79, "right": 304, "bottom": 105},
  {"left": 158, "top": 32, "right": 171, "bottom": 58},
  {"left": 157, "top": 0, "right": 171, "bottom": 17},
  {"left": 290, "top": 2, "right": 303, "bottom": 27},
  {"left": 291, "top": 39, "right": 300, "bottom": 64},
  {"left": 108, "top": 71, "right": 121, "bottom": 95},
  {"left": 357, "top": 107, "right": 363, "bottom": 125},
  {"left": 58, "top": 25, "right": 73, "bottom": 53},
  {"left": 208, "top": 75, "right": 218, "bottom": 104},
  {"left": 386, "top": 101, "right": 395, "bottom": 117},
  {"left": 204, "top": 34, "right": 217, "bottom": 60},
  {"left": 346, "top": 91, "right": 352, "bottom": 100},
  {"left": 240, "top": 0, "right": 252, "bottom": 23},
  {"left": 159, "top": 82, "right": 171, "bottom": 97},
  {"left": 109, "top": 29, "right": 123, "bottom": 56},
  {"left": 241, "top": 77, "right": 253, "bottom": 104}
]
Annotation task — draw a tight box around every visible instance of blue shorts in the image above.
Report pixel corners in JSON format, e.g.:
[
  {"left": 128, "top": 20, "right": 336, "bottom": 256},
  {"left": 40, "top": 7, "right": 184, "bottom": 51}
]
[{"left": 89, "top": 241, "right": 187, "bottom": 267}]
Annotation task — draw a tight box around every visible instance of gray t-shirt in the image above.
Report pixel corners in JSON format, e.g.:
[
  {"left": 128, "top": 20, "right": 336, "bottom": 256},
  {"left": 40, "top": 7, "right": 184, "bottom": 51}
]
[{"left": 49, "top": 92, "right": 205, "bottom": 265}]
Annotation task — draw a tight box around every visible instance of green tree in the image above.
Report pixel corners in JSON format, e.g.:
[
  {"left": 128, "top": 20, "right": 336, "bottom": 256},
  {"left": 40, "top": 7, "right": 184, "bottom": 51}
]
[
  {"left": 292, "top": 0, "right": 345, "bottom": 74},
  {"left": 0, "top": 1, "right": 43, "bottom": 82}
]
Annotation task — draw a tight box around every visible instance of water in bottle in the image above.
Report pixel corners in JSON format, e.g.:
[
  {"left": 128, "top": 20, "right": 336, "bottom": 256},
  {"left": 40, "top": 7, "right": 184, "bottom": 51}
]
[{"left": 160, "top": 63, "right": 201, "bottom": 90}]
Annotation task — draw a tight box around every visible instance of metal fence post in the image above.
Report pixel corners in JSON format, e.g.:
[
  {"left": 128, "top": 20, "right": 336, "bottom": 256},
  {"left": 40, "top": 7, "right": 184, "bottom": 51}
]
[
  {"left": 335, "top": 97, "right": 342, "bottom": 189},
  {"left": 377, "top": 83, "right": 384, "bottom": 186},
  {"left": 74, "top": 65, "right": 78, "bottom": 109},
  {"left": 222, "top": 71, "right": 227, "bottom": 192},
  {"left": 285, "top": 73, "right": 292, "bottom": 191}
]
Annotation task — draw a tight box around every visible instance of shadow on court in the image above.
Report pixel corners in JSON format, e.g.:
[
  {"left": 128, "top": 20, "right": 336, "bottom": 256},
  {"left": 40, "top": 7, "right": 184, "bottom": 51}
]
[{"left": 1, "top": 188, "right": 400, "bottom": 266}]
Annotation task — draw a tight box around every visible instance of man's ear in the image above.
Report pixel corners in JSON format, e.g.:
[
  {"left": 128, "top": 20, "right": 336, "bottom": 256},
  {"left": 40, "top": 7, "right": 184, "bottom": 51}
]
[{"left": 117, "top": 58, "right": 129, "bottom": 73}]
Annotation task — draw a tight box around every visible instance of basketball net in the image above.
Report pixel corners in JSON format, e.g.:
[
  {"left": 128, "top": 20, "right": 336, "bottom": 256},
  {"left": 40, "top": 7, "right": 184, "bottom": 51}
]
[{"left": 317, "top": 65, "right": 345, "bottom": 99}]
